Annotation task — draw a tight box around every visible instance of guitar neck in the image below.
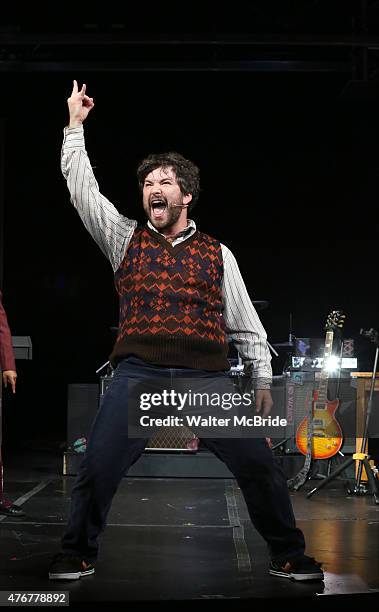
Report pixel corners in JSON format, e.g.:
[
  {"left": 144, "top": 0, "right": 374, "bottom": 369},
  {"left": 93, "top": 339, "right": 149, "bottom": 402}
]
[{"left": 317, "top": 330, "right": 334, "bottom": 402}]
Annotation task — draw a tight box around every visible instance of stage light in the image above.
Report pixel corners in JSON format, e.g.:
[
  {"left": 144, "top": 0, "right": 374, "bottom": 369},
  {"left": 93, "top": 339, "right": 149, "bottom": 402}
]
[{"left": 324, "top": 355, "right": 341, "bottom": 372}]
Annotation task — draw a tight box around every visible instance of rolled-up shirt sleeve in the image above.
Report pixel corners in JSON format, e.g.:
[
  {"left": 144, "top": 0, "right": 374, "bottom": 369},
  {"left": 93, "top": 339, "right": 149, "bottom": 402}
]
[{"left": 221, "top": 244, "right": 272, "bottom": 389}]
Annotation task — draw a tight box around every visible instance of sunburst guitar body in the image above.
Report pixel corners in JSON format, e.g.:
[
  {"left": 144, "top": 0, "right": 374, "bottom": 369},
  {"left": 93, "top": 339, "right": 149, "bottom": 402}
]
[{"left": 295, "top": 390, "right": 343, "bottom": 459}]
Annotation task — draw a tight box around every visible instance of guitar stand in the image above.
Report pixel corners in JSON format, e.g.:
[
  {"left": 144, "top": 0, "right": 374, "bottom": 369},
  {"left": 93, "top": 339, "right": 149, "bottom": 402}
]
[
  {"left": 288, "top": 454, "right": 347, "bottom": 491},
  {"left": 307, "top": 330, "right": 379, "bottom": 504},
  {"left": 310, "top": 452, "right": 349, "bottom": 480}
]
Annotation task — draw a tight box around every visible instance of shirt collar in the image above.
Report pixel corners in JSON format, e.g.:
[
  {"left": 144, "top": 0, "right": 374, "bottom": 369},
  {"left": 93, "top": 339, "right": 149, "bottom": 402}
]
[{"left": 147, "top": 219, "right": 197, "bottom": 238}]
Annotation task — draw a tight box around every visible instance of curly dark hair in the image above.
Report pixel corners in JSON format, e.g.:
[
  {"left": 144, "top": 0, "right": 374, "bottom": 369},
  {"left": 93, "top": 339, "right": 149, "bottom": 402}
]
[{"left": 137, "top": 152, "right": 200, "bottom": 211}]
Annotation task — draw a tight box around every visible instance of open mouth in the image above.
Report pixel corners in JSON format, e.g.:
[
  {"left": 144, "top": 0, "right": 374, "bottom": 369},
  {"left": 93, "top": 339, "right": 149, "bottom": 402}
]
[{"left": 150, "top": 199, "right": 168, "bottom": 218}]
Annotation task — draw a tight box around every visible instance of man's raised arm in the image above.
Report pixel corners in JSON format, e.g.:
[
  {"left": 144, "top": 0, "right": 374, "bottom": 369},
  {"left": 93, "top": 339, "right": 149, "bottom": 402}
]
[{"left": 61, "top": 80, "right": 137, "bottom": 272}]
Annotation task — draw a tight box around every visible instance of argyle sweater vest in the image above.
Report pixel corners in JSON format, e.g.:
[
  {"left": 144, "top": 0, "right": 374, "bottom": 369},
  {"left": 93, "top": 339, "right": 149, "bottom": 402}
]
[{"left": 109, "top": 226, "right": 229, "bottom": 370}]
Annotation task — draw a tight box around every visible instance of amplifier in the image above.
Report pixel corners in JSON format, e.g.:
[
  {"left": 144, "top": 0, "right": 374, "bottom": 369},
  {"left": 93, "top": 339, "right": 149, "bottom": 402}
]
[
  {"left": 67, "top": 379, "right": 197, "bottom": 454},
  {"left": 100, "top": 365, "right": 246, "bottom": 451},
  {"left": 100, "top": 374, "right": 197, "bottom": 451}
]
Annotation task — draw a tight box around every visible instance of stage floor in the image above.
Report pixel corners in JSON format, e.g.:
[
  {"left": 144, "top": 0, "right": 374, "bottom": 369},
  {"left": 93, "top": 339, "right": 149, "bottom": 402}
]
[{"left": 0, "top": 446, "right": 378, "bottom": 608}]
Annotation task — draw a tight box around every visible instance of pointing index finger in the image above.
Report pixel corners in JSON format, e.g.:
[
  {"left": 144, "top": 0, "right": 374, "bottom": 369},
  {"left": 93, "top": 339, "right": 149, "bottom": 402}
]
[{"left": 72, "top": 79, "right": 78, "bottom": 94}]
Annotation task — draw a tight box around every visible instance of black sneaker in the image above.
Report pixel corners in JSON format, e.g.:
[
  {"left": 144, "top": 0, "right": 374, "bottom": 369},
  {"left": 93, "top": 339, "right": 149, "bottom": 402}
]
[
  {"left": 269, "top": 555, "right": 324, "bottom": 581},
  {"left": 48, "top": 553, "right": 95, "bottom": 580}
]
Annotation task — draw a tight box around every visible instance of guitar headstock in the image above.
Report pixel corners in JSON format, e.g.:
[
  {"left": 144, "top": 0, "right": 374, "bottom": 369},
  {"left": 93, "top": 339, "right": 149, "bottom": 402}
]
[{"left": 325, "top": 310, "right": 346, "bottom": 333}]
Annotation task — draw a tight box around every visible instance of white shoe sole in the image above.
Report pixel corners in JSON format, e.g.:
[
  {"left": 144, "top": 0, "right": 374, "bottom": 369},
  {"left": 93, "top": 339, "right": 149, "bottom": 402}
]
[
  {"left": 269, "top": 569, "right": 324, "bottom": 581},
  {"left": 49, "top": 568, "right": 95, "bottom": 580}
]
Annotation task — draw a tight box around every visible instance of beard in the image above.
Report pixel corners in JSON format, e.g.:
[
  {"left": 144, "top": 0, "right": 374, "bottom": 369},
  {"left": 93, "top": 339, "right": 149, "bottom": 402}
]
[{"left": 145, "top": 199, "right": 184, "bottom": 231}]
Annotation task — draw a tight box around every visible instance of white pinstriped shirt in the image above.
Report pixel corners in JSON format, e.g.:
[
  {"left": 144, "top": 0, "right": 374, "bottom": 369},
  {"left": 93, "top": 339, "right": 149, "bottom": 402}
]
[{"left": 61, "top": 126, "right": 272, "bottom": 387}]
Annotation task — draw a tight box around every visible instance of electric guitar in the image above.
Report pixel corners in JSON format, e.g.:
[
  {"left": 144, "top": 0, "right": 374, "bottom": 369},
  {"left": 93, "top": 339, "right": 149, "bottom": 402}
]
[{"left": 295, "top": 310, "right": 345, "bottom": 460}]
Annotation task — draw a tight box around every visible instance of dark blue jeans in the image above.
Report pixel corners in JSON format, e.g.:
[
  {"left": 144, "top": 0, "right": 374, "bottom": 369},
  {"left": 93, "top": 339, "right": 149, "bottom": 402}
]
[{"left": 61, "top": 357, "right": 305, "bottom": 563}]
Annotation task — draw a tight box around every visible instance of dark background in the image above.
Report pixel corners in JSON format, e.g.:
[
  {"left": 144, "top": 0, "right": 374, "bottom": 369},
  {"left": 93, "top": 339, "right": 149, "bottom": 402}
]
[{"left": 0, "top": 2, "right": 378, "bottom": 449}]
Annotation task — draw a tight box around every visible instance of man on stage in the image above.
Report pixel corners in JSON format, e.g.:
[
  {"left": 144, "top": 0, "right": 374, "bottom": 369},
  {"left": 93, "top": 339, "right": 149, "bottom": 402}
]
[{"left": 49, "top": 80, "right": 323, "bottom": 582}]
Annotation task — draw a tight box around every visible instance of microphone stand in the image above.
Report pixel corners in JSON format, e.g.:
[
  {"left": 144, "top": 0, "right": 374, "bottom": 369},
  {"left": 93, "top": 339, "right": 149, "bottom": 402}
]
[{"left": 307, "top": 328, "right": 379, "bottom": 504}]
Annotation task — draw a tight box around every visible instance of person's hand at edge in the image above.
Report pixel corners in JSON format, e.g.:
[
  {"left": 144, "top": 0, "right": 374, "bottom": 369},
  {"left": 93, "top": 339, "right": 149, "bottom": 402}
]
[{"left": 2, "top": 370, "right": 17, "bottom": 394}]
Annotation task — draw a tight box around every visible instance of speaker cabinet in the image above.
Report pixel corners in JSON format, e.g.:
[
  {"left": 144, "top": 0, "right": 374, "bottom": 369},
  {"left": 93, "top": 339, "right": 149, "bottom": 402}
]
[{"left": 67, "top": 378, "right": 197, "bottom": 453}]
